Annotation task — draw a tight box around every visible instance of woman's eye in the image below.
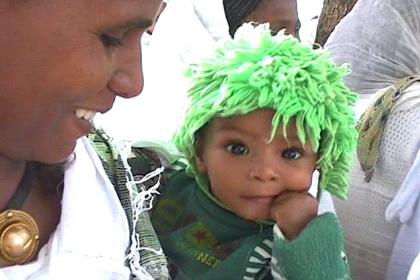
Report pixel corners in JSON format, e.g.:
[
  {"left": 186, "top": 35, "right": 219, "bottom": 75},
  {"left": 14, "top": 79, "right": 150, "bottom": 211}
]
[
  {"left": 226, "top": 143, "right": 249, "bottom": 155},
  {"left": 282, "top": 149, "right": 302, "bottom": 160},
  {"left": 100, "top": 34, "right": 123, "bottom": 49}
]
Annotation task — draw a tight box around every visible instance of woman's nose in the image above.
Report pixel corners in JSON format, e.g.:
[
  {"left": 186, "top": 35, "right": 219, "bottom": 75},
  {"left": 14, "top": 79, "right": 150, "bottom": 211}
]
[{"left": 108, "top": 39, "right": 144, "bottom": 98}]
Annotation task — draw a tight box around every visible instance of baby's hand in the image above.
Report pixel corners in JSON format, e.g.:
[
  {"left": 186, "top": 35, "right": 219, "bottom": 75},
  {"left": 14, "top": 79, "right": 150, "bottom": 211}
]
[{"left": 270, "top": 192, "right": 318, "bottom": 240}]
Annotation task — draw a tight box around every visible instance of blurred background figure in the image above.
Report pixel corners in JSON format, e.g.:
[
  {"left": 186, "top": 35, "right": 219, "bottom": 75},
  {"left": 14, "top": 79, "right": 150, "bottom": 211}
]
[
  {"left": 325, "top": 0, "right": 420, "bottom": 279},
  {"left": 95, "top": 0, "right": 322, "bottom": 144}
]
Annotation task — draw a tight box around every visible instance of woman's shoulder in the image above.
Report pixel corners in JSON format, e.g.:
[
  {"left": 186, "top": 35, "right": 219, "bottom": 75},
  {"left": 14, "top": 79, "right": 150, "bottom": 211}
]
[{"left": 130, "top": 140, "right": 188, "bottom": 185}]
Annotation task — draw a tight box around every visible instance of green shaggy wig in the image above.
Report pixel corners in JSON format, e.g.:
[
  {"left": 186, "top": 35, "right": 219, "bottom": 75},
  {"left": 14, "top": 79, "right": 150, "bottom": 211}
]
[{"left": 173, "top": 24, "right": 358, "bottom": 199}]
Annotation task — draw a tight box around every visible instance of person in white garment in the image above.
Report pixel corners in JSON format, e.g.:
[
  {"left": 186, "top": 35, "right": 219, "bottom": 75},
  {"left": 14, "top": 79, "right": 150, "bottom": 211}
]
[
  {"left": 0, "top": 0, "right": 170, "bottom": 279},
  {"left": 96, "top": 0, "right": 301, "bottom": 143},
  {"left": 325, "top": 0, "right": 420, "bottom": 279}
]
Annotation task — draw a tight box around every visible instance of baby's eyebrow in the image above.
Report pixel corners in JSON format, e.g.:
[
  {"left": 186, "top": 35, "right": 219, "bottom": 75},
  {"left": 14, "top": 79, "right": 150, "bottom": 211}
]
[
  {"left": 217, "top": 125, "right": 252, "bottom": 136},
  {"left": 280, "top": 133, "right": 305, "bottom": 145},
  {"left": 284, "top": 133, "right": 299, "bottom": 140}
]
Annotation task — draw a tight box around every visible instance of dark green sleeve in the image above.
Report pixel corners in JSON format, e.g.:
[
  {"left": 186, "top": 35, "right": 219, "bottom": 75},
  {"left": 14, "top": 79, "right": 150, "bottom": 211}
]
[{"left": 271, "top": 213, "right": 351, "bottom": 280}]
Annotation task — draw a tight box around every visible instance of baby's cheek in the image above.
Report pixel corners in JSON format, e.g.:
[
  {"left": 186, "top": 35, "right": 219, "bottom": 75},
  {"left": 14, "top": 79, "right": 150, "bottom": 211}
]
[{"left": 290, "top": 172, "right": 314, "bottom": 192}]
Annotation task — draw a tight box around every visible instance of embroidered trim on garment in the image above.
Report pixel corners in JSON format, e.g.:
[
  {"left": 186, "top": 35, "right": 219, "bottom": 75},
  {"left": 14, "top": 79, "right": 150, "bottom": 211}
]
[
  {"left": 356, "top": 75, "right": 420, "bottom": 181},
  {"left": 89, "top": 129, "right": 169, "bottom": 279}
]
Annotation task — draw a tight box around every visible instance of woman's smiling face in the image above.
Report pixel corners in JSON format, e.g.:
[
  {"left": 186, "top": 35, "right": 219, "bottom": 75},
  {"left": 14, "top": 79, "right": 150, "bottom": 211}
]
[{"left": 0, "top": 0, "right": 161, "bottom": 164}]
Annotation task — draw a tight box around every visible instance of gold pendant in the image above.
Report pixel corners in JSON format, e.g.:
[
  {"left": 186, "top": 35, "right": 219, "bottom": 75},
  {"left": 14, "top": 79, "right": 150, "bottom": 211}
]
[{"left": 0, "top": 210, "right": 40, "bottom": 265}]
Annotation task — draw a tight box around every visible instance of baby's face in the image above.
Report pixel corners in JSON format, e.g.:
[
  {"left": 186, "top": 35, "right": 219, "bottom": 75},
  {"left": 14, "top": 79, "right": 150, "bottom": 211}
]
[{"left": 196, "top": 109, "right": 317, "bottom": 221}]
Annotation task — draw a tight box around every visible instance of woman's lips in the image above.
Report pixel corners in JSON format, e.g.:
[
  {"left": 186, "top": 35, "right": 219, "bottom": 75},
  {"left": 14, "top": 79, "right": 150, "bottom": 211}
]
[
  {"left": 74, "top": 108, "right": 97, "bottom": 122},
  {"left": 73, "top": 108, "right": 98, "bottom": 136}
]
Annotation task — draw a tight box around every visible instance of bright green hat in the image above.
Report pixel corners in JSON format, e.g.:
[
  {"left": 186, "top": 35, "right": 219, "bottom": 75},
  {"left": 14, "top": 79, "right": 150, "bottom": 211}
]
[{"left": 173, "top": 23, "right": 358, "bottom": 199}]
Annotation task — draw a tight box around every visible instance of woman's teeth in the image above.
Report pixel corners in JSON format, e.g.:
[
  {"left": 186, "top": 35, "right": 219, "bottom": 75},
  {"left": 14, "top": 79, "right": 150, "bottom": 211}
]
[{"left": 75, "top": 109, "right": 97, "bottom": 122}]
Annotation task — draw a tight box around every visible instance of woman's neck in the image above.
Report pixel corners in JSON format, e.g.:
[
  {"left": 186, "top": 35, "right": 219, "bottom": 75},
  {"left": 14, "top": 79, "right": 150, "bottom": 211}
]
[{"left": 0, "top": 155, "right": 27, "bottom": 210}]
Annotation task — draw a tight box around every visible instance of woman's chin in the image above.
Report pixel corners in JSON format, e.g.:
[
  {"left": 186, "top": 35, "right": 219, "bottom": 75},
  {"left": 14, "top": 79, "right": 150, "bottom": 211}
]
[{"left": 36, "top": 139, "right": 77, "bottom": 165}]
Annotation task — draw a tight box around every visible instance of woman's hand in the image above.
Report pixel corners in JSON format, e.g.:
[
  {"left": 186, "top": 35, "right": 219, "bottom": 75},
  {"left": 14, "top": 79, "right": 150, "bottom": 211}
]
[{"left": 270, "top": 192, "right": 318, "bottom": 240}]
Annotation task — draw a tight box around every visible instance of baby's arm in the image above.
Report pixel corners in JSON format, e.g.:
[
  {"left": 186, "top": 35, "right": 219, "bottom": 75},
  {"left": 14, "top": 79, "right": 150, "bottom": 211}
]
[{"left": 270, "top": 193, "right": 350, "bottom": 279}]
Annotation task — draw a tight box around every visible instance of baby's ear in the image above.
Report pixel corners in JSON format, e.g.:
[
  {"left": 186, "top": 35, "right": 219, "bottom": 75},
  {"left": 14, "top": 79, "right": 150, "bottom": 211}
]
[
  {"left": 195, "top": 156, "right": 207, "bottom": 173},
  {"left": 194, "top": 136, "right": 207, "bottom": 173}
]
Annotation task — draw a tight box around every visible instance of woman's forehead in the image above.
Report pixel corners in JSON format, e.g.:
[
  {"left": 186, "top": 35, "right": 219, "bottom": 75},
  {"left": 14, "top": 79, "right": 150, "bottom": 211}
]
[
  {"left": 2, "top": 0, "right": 161, "bottom": 28},
  {"left": 74, "top": 0, "right": 162, "bottom": 28}
]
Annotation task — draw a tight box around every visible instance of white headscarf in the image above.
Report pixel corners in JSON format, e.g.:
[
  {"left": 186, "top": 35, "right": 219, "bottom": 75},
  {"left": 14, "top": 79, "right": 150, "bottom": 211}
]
[
  {"left": 95, "top": 0, "right": 230, "bottom": 142},
  {"left": 325, "top": 0, "right": 420, "bottom": 96}
]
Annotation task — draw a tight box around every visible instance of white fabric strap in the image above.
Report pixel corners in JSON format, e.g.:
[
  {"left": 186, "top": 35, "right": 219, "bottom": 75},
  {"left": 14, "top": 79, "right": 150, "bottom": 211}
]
[
  {"left": 386, "top": 148, "right": 420, "bottom": 223},
  {"left": 407, "top": 253, "right": 420, "bottom": 280},
  {"left": 385, "top": 147, "right": 420, "bottom": 280}
]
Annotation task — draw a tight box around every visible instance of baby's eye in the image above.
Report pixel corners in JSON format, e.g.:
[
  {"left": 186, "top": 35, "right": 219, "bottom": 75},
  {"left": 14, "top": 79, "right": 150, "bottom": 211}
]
[
  {"left": 282, "top": 149, "right": 302, "bottom": 160},
  {"left": 226, "top": 143, "right": 249, "bottom": 155},
  {"left": 100, "top": 33, "right": 123, "bottom": 49}
]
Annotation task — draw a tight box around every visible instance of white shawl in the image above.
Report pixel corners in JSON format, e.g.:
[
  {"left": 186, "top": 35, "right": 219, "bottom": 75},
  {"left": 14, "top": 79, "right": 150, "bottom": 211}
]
[{"left": 0, "top": 138, "right": 131, "bottom": 279}]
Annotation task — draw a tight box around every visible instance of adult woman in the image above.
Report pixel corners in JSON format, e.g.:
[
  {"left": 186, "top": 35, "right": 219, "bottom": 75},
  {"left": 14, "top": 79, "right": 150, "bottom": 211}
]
[
  {"left": 0, "top": 0, "right": 168, "bottom": 279},
  {"left": 96, "top": 0, "right": 300, "bottom": 142},
  {"left": 325, "top": 0, "right": 420, "bottom": 279}
]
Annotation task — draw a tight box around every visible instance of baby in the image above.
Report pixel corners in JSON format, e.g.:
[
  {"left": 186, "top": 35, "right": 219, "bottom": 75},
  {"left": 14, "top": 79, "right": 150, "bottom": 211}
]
[{"left": 133, "top": 23, "right": 357, "bottom": 279}]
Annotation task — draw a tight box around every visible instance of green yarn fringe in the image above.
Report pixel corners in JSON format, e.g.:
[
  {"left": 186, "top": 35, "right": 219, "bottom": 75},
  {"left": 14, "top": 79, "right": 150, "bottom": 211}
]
[{"left": 173, "top": 24, "right": 358, "bottom": 199}]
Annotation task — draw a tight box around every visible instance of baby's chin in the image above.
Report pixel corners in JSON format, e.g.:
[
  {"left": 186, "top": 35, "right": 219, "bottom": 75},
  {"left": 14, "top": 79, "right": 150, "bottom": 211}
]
[{"left": 239, "top": 211, "right": 274, "bottom": 223}]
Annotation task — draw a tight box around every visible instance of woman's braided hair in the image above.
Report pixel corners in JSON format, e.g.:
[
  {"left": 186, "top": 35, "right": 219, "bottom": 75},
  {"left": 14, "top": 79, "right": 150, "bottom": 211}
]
[{"left": 223, "top": 0, "right": 262, "bottom": 37}]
